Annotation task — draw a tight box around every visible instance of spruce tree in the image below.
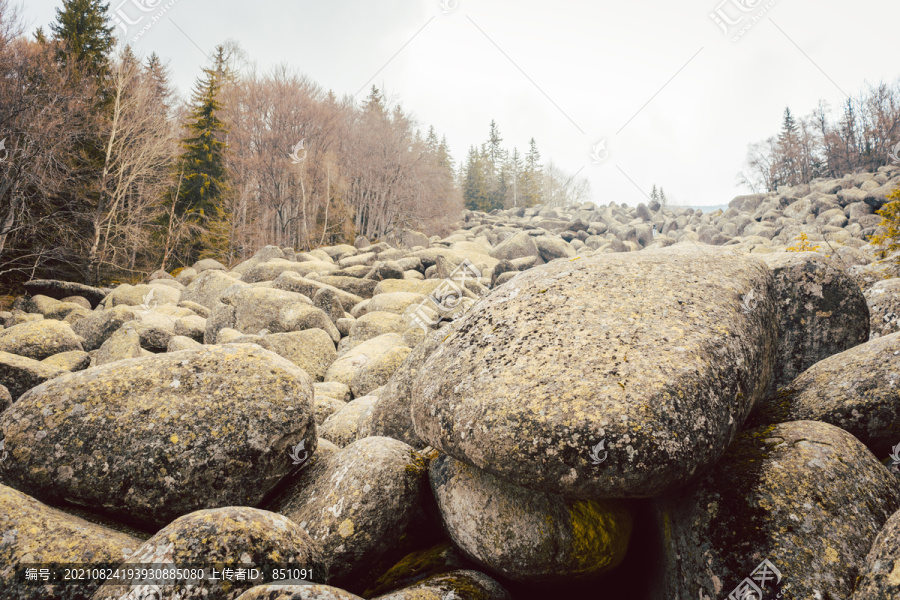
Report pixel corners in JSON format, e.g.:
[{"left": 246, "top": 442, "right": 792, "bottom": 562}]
[
  {"left": 51, "top": 0, "right": 114, "bottom": 75},
  {"left": 522, "top": 138, "right": 543, "bottom": 207},
  {"left": 171, "top": 45, "right": 231, "bottom": 260}
]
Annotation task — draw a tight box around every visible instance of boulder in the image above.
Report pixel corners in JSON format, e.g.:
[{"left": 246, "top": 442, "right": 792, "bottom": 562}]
[
  {"left": 760, "top": 252, "right": 869, "bottom": 395},
  {"left": 235, "top": 585, "right": 363, "bottom": 600},
  {"left": 41, "top": 349, "right": 91, "bottom": 372},
  {"left": 318, "top": 276, "right": 379, "bottom": 299},
  {"left": 315, "top": 381, "right": 352, "bottom": 403},
  {"left": 272, "top": 272, "right": 363, "bottom": 312},
  {"left": 430, "top": 455, "right": 633, "bottom": 582},
  {"left": 534, "top": 235, "right": 576, "bottom": 261},
  {"left": 361, "top": 292, "right": 427, "bottom": 316},
  {"left": 324, "top": 334, "right": 407, "bottom": 389},
  {"left": 851, "top": 508, "right": 900, "bottom": 600},
  {"left": 750, "top": 331, "right": 900, "bottom": 456},
  {"left": 277, "top": 437, "right": 428, "bottom": 585},
  {"left": 264, "top": 329, "right": 337, "bottom": 381},
  {"left": 651, "top": 420, "right": 900, "bottom": 600},
  {"left": 205, "top": 287, "right": 313, "bottom": 343},
  {"left": 181, "top": 269, "right": 245, "bottom": 309},
  {"left": 245, "top": 258, "right": 337, "bottom": 284},
  {"left": 489, "top": 232, "right": 540, "bottom": 261},
  {"left": 71, "top": 305, "right": 138, "bottom": 351},
  {"left": 319, "top": 395, "right": 378, "bottom": 447},
  {"left": 371, "top": 326, "right": 449, "bottom": 448},
  {"left": 278, "top": 302, "right": 340, "bottom": 343},
  {"left": 350, "top": 346, "right": 411, "bottom": 398},
  {"left": 173, "top": 314, "right": 207, "bottom": 342},
  {"left": 102, "top": 283, "right": 180, "bottom": 309},
  {"left": 314, "top": 395, "right": 347, "bottom": 426},
  {"left": 864, "top": 278, "right": 900, "bottom": 339},
  {"left": 93, "top": 507, "right": 325, "bottom": 600},
  {"left": 412, "top": 247, "right": 777, "bottom": 498},
  {"left": 194, "top": 257, "right": 228, "bottom": 272},
  {"left": 0, "top": 483, "right": 142, "bottom": 600},
  {"left": 92, "top": 324, "right": 143, "bottom": 366},
  {"left": 373, "top": 570, "right": 511, "bottom": 600},
  {"left": 0, "top": 383, "right": 10, "bottom": 412},
  {"left": 346, "top": 312, "right": 410, "bottom": 349},
  {"left": 23, "top": 279, "right": 107, "bottom": 307},
  {"left": 0, "top": 319, "right": 84, "bottom": 360},
  {"left": 0, "top": 345, "right": 316, "bottom": 527},
  {"left": 0, "top": 351, "right": 66, "bottom": 401}
]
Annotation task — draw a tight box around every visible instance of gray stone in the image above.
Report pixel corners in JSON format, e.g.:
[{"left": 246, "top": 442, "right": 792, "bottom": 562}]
[
  {"left": 0, "top": 345, "right": 316, "bottom": 527},
  {"left": 651, "top": 421, "right": 900, "bottom": 600},
  {"left": 760, "top": 252, "right": 869, "bottom": 395},
  {"left": 430, "top": 454, "right": 632, "bottom": 583},
  {"left": 412, "top": 247, "right": 777, "bottom": 498},
  {"left": 0, "top": 319, "right": 84, "bottom": 360},
  {"left": 278, "top": 436, "right": 428, "bottom": 585}
]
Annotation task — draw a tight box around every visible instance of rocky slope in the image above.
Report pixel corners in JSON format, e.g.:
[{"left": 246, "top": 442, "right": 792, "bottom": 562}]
[{"left": 1, "top": 165, "right": 900, "bottom": 599}]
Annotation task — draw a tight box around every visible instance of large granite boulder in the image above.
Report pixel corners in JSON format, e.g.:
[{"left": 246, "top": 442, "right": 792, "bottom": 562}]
[
  {"left": 0, "top": 345, "right": 316, "bottom": 527},
  {"left": 864, "top": 278, "right": 900, "bottom": 339},
  {"left": 0, "top": 351, "right": 66, "bottom": 401},
  {"left": 0, "top": 483, "right": 142, "bottom": 600},
  {"left": 412, "top": 247, "right": 777, "bottom": 498},
  {"left": 750, "top": 331, "right": 900, "bottom": 456},
  {"left": 205, "top": 287, "right": 313, "bottom": 343},
  {"left": 430, "top": 455, "right": 633, "bottom": 582},
  {"left": 92, "top": 507, "right": 325, "bottom": 600},
  {"left": 277, "top": 437, "right": 428, "bottom": 586},
  {"left": 851, "top": 508, "right": 900, "bottom": 600},
  {"left": 761, "top": 252, "right": 869, "bottom": 394},
  {"left": 0, "top": 319, "right": 84, "bottom": 360},
  {"left": 651, "top": 421, "right": 900, "bottom": 600},
  {"left": 23, "top": 279, "right": 107, "bottom": 307},
  {"left": 71, "top": 305, "right": 138, "bottom": 351}
]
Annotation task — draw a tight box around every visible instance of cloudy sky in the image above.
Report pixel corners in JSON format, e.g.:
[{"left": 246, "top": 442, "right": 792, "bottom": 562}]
[{"left": 22, "top": 0, "right": 899, "bottom": 207}]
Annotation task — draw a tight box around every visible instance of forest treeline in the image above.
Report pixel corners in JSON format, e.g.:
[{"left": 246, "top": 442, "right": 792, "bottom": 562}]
[
  {"left": 0, "top": 0, "right": 587, "bottom": 288},
  {"left": 740, "top": 80, "right": 900, "bottom": 192}
]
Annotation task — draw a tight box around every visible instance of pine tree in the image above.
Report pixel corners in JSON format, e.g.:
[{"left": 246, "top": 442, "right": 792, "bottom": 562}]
[
  {"left": 51, "top": 0, "right": 114, "bottom": 75},
  {"left": 522, "top": 138, "right": 543, "bottom": 207},
  {"left": 650, "top": 184, "right": 659, "bottom": 203},
  {"left": 507, "top": 148, "right": 524, "bottom": 207},
  {"left": 777, "top": 107, "right": 801, "bottom": 187},
  {"left": 145, "top": 52, "right": 175, "bottom": 118},
  {"left": 171, "top": 45, "right": 231, "bottom": 261},
  {"left": 364, "top": 85, "right": 386, "bottom": 113},
  {"left": 659, "top": 187, "right": 667, "bottom": 207},
  {"left": 462, "top": 146, "right": 490, "bottom": 211}
]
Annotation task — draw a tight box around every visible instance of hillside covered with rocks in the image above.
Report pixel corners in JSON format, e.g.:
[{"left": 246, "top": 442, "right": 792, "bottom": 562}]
[{"left": 1, "top": 166, "right": 900, "bottom": 599}]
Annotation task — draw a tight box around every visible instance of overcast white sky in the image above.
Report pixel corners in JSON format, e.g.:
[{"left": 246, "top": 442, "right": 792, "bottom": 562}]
[{"left": 22, "top": 0, "right": 900, "bottom": 207}]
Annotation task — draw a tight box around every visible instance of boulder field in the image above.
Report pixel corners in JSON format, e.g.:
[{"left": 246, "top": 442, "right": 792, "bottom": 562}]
[{"left": 1, "top": 167, "right": 900, "bottom": 599}]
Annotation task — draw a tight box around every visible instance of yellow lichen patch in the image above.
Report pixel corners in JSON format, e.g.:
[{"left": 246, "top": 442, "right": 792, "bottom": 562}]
[
  {"left": 888, "top": 560, "right": 900, "bottom": 586},
  {"left": 567, "top": 499, "right": 633, "bottom": 576},
  {"left": 170, "top": 434, "right": 179, "bottom": 444},
  {"left": 338, "top": 519, "right": 355, "bottom": 538}
]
